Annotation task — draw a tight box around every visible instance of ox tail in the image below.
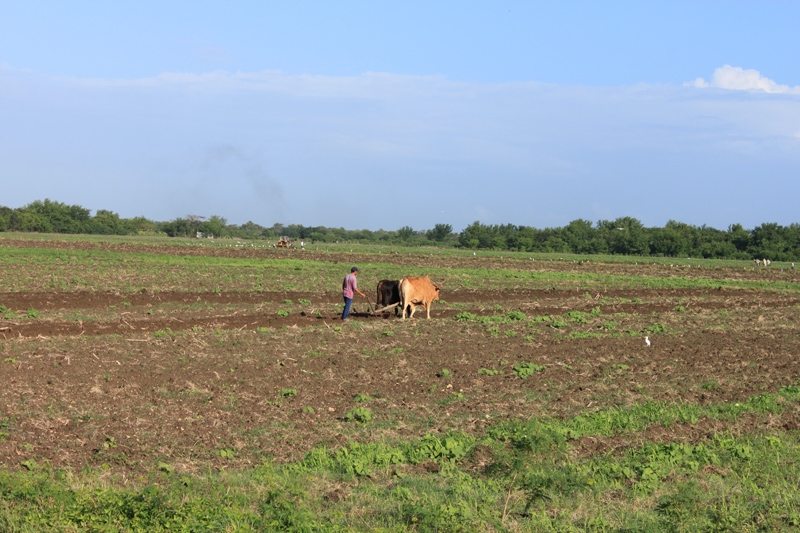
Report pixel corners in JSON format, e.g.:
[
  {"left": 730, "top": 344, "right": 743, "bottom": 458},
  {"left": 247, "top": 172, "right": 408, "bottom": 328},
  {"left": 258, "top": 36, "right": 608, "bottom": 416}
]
[
  {"left": 376, "top": 280, "right": 384, "bottom": 308},
  {"left": 399, "top": 277, "right": 408, "bottom": 319}
]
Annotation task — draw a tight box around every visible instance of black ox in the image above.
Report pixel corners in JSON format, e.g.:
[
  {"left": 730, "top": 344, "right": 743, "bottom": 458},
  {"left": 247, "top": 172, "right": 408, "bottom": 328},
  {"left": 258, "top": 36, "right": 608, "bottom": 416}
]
[{"left": 376, "top": 279, "right": 401, "bottom": 316}]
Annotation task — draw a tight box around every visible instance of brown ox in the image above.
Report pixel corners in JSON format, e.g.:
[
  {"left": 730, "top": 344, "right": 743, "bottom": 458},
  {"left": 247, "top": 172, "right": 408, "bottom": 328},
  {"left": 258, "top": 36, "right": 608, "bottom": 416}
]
[{"left": 399, "top": 276, "right": 441, "bottom": 319}]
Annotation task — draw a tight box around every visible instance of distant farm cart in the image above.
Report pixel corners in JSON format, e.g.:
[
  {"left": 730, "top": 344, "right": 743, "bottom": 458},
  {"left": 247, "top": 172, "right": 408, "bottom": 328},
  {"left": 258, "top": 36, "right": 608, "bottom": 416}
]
[{"left": 277, "top": 236, "right": 293, "bottom": 248}]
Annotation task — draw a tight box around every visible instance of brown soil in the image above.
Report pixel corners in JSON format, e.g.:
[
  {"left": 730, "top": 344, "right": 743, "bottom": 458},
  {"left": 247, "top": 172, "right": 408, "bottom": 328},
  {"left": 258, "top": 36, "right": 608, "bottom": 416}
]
[
  {"left": 1, "top": 238, "right": 799, "bottom": 476},
  {"left": 1, "top": 287, "right": 798, "bottom": 339}
]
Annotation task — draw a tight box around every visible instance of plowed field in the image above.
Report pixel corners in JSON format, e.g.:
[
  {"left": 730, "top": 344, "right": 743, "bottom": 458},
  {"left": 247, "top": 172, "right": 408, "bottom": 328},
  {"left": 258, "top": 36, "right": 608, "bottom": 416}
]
[{"left": 2, "top": 236, "right": 798, "bottom": 476}]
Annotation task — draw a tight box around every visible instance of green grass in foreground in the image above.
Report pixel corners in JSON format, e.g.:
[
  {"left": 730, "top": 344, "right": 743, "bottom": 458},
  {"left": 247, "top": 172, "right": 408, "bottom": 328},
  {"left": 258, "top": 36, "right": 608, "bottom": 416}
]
[{"left": 3, "top": 386, "right": 800, "bottom": 532}]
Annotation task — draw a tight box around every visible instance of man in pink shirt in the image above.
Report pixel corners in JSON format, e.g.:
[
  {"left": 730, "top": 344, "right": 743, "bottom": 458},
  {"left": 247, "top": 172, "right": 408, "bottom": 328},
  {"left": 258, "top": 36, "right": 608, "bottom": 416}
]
[{"left": 341, "top": 266, "right": 366, "bottom": 320}]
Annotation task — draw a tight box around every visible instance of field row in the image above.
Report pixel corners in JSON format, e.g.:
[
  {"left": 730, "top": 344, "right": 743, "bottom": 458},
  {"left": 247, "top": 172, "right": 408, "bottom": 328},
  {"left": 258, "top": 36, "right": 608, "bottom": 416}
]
[
  {"left": 2, "top": 241, "right": 799, "bottom": 295},
  {"left": 2, "top": 301, "right": 798, "bottom": 471}
]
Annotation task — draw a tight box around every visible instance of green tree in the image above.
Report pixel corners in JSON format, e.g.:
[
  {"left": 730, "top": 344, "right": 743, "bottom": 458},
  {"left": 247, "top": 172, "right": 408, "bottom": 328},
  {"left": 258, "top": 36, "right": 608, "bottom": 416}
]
[
  {"left": 727, "top": 223, "right": 751, "bottom": 253},
  {"left": 9, "top": 210, "right": 53, "bottom": 232},
  {"left": 397, "top": 226, "right": 414, "bottom": 241},
  {"left": 603, "top": 217, "right": 648, "bottom": 255},
  {"left": 21, "top": 199, "right": 90, "bottom": 233},
  {"left": 125, "top": 216, "right": 159, "bottom": 234},
  {"left": 231, "top": 221, "right": 267, "bottom": 239},
  {"left": 749, "top": 223, "right": 790, "bottom": 260},
  {"left": 650, "top": 221, "right": 692, "bottom": 257},
  {"left": 426, "top": 223, "right": 453, "bottom": 242},
  {"left": 563, "top": 219, "right": 596, "bottom": 253},
  {"left": 86, "top": 210, "right": 126, "bottom": 235},
  {"left": 0, "top": 206, "right": 11, "bottom": 231},
  {"left": 458, "top": 221, "right": 496, "bottom": 249},
  {"left": 198, "top": 215, "right": 227, "bottom": 238},
  {"left": 160, "top": 218, "right": 192, "bottom": 237}
]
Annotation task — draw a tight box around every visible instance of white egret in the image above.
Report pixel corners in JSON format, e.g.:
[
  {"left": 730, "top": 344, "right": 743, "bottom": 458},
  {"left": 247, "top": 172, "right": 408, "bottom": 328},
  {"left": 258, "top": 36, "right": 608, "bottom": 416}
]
[{"left": 645, "top": 336, "right": 651, "bottom": 347}]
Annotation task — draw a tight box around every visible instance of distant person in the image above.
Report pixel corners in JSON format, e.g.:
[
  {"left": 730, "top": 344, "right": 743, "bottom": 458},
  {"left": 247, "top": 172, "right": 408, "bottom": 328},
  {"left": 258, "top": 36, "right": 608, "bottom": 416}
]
[{"left": 341, "top": 266, "right": 365, "bottom": 321}]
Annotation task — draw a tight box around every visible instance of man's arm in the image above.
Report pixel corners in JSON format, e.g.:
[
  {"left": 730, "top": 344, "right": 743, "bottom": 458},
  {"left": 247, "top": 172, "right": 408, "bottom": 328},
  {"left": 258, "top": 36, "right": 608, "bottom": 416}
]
[{"left": 353, "top": 275, "right": 366, "bottom": 297}]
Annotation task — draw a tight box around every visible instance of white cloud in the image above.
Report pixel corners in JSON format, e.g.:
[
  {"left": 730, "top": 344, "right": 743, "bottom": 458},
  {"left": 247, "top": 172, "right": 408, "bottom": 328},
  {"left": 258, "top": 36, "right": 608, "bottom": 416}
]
[
  {"left": 687, "top": 65, "right": 800, "bottom": 94},
  {"left": 686, "top": 77, "right": 708, "bottom": 88},
  {"left": 44, "top": 68, "right": 466, "bottom": 106}
]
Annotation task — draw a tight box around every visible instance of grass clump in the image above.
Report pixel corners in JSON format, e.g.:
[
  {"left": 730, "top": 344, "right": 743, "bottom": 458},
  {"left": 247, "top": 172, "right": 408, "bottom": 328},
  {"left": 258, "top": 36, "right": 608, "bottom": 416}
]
[
  {"left": 455, "top": 310, "right": 527, "bottom": 324},
  {"left": 513, "top": 362, "right": 546, "bottom": 379},
  {"left": 344, "top": 407, "right": 373, "bottom": 423},
  {"left": 568, "top": 331, "right": 604, "bottom": 339},
  {"left": 644, "top": 323, "right": 668, "bottom": 334}
]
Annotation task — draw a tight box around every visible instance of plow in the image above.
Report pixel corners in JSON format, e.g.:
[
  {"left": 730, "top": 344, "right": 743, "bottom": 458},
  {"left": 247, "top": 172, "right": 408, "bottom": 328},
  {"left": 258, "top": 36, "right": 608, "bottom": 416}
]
[{"left": 359, "top": 293, "right": 400, "bottom": 316}]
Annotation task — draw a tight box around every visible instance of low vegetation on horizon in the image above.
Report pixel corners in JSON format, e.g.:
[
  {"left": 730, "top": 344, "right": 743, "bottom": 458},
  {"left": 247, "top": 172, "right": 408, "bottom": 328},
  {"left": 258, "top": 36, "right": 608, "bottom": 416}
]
[{"left": 2, "top": 198, "right": 800, "bottom": 260}]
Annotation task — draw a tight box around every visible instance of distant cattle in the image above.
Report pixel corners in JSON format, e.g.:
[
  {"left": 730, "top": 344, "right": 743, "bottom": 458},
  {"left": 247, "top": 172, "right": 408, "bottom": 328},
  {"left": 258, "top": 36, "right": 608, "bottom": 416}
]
[
  {"left": 376, "top": 279, "right": 401, "bottom": 316},
  {"left": 399, "top": 276, "right": 441, "bottom": 319}
]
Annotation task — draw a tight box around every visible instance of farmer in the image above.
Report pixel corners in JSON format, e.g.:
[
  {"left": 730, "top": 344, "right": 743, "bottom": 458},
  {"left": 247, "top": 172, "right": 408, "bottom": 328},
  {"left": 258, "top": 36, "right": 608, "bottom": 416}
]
[{"left": 341, "top": 266, "right": 366, "bottom": 321}]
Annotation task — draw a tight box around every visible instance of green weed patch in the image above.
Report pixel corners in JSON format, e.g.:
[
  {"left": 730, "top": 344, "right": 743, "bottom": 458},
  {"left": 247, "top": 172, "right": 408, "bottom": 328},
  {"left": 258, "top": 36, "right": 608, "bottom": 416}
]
[{"left": 3, "top": 388, "right": 800, "bottom": 530}]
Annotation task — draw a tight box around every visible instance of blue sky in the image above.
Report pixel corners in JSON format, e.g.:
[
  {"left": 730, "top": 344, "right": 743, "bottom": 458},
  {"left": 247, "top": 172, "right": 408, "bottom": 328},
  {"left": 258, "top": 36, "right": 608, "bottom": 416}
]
[{"left": 1, "top": 1, "right": 799, "bottom": 231}]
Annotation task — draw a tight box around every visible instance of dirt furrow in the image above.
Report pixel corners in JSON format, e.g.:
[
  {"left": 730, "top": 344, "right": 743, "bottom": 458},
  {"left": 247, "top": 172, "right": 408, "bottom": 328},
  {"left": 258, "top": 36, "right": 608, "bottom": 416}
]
[
  {"left": 0, "top": 287, "right": 784, "bottom": 311},
  {"left": 2, "top": 295, "right": 798, "bottom": 338}
]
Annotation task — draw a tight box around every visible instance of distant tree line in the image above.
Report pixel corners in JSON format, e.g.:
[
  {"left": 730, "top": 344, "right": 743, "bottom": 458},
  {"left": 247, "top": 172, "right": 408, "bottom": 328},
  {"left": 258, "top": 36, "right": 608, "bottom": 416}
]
[
  {"left": 1, "top": 200, "right": 799, "bottom": 260},
  {"left": 0, "top": 200, "right": 455, "bottom": 245},
  {"left": 459, "top": 217, "right": 800, "bottom": 261}
]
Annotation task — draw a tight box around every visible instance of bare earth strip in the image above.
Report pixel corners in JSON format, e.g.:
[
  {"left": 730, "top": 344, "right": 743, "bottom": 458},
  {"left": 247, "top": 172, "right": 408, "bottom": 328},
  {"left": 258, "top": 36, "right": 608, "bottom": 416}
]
[
  {"left": 2, "top": 291, "right": 798, "bottom": 472},
  {"left": 0, "top": 288, "right": 798, "bottom": 338}
]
